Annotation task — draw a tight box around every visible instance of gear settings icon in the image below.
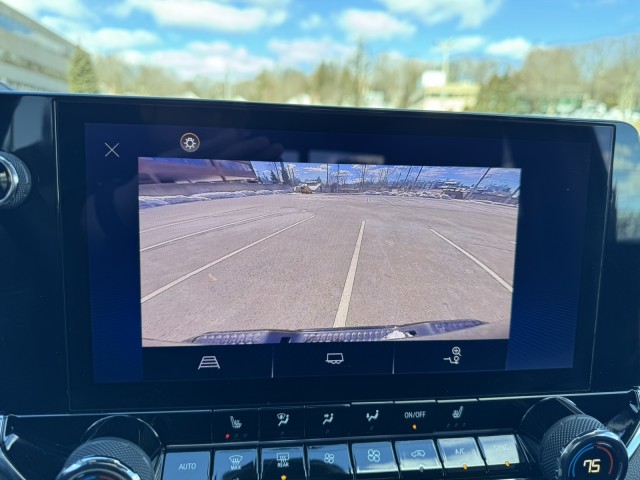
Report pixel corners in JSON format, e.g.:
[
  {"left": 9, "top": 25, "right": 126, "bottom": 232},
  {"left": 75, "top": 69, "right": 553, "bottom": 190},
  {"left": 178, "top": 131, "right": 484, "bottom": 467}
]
[{"left": 180, "top": 132, "right": 200, "bottom": 152}]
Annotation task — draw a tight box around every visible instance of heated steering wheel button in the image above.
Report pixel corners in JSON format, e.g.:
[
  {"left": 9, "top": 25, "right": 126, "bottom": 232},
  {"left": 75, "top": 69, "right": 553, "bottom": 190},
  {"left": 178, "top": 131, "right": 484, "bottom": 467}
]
[
  {"left": 163, "top": 451, "right": 211, "bottom": 480},
  {"left": 352, "top": 442, "right": 399, "bottom": 479},
  {"left": 395, "top": 440, "right": 442, "bottom": 479},
  {"left": 477, "top": 435, "right": 521, "bottom": 472},
  {"left": 437, "top": 438, "right": 485, "bottom": 475}
]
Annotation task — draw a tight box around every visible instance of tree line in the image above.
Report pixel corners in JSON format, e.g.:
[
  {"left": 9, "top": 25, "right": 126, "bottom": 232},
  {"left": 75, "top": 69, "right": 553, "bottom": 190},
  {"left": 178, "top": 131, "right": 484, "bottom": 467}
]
[{"left": 69, "top": 34, "right": 640, "bottom": 122}]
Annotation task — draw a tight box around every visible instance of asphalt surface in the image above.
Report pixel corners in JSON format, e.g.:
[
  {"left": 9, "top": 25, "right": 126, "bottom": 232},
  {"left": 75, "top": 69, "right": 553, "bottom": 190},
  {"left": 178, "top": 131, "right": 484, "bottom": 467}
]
[{"left": 139, "top": 194, "right": 518, "bottom": 345}]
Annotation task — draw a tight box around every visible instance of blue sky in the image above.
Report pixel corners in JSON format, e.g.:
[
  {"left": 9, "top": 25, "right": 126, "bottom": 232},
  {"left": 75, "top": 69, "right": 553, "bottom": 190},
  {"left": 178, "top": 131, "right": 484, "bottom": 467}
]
[
  {"left": 6, "top": 0, "right": 638, "bottom": 79},
  {"left": 252, "top": 162, "right": 521, "bottom": 190}
]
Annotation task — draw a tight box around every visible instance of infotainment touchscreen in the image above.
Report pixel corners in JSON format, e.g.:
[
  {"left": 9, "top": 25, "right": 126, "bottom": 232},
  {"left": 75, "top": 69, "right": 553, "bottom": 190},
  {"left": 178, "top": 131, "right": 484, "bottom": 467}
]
[
  {"left": 139, "top": 161, "right": 520, "bottom": 347},
  {"left": 58, "top": 101, "right": 611, "bottom": 397}
]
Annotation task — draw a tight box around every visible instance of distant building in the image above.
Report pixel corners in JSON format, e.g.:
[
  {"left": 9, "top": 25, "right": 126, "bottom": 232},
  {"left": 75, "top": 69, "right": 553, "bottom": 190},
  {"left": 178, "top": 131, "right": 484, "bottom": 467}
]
[
  {"left": 0, "top": 1, "right": 75, "bottom": 91},
  {"left": 412, "top": 70, "right": 480, "bottom": 112}
]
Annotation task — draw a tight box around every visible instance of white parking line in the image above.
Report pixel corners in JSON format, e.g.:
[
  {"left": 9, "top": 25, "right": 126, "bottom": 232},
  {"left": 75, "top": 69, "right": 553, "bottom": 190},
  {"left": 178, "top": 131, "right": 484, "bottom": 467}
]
[
  {"left": 142, "top": 215, "right": 316, "bottom": 303},
  {"left": 382, "top": 197, "right": 394, "bottom": 205},
  {"left": 140, "top": 207, "right": 254, "bottom": 233},
  {"left": 429, "top": 228, "right": 513, "bottom": 293},
  {"left": 333, "top": 220, "right": 366, "bottom": 327},
  {"left": 141, "top": 211, "right": 285, "bottom": 252}
]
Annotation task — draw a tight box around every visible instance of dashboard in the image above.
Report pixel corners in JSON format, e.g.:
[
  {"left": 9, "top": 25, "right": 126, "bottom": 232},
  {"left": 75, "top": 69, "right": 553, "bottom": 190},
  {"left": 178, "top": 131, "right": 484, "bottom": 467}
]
[{"left": 0, "top": 93, "right": 639, "bottom": 480}]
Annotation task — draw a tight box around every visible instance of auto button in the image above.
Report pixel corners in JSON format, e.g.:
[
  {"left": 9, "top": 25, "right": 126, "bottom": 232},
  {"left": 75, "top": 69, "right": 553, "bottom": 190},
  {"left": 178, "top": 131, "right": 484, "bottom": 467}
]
[{"left": 163, "top": 451, "right": 210, "bottom": 480}]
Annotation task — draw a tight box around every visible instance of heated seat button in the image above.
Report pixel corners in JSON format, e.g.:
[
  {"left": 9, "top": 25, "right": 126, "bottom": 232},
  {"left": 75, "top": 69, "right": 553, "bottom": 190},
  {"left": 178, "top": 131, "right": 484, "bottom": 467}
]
[
  {"left": 351, "top": 403, "right": 394, "bottom": 436},
  {"left": 437, "top": 438, "right": 485, "bottom": 475},
  {"left": 214, "top": 409, "right": 259, "bottom": 442},
  {"left": 261, "top": 446, "right": 306, "bottom": 480},
  {"left": 306, "top": 405, "right": 349, "bottom": 438},
  {"left": 477, "top": 435, "right": 522, "bottom": 472},
  {"left": 307, "top": 444, "right": 353, "bottom": 480},
  {"left": 260, "top": 408, "right": 304, "bottom": 440},
  {"left": 163, "top": 451, "right": 210, "bottom": 480},
  {"left": 351, "top": 442, "right": 399, "bottom": 479},
  {"left": 435, "top": 400, "right": 479, "bottom": 431},
  {"left": 213, "top": 449, "right": 258, "bottom": 480},
  {"left": 394, "top": 440, "right": 443, "bottom": 479}
]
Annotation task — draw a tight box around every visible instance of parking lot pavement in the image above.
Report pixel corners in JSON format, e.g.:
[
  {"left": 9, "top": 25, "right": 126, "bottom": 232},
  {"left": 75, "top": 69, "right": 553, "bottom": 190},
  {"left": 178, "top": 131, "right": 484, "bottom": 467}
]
[{"left": 139, "top": 194, "right": 517, "bottom": 344}]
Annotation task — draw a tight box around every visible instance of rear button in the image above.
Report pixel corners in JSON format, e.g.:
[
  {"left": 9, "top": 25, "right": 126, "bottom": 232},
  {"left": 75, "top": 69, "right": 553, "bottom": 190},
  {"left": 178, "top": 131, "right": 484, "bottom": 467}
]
[{"left": 262, "top": 446, "right": 306, "bottom": 480}]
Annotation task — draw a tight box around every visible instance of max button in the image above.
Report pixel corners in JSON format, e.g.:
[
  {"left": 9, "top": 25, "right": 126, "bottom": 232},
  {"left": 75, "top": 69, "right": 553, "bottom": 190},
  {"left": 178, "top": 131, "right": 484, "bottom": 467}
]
[{"left": 163, "top": 451, "right": 210, "bottom": 480}]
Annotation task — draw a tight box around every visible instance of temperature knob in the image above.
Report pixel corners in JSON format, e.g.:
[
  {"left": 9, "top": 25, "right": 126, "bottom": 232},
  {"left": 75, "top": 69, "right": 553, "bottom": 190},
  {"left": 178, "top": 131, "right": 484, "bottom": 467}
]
[{"left": 520, "top": 397, "right": 628, "bottom": 480}]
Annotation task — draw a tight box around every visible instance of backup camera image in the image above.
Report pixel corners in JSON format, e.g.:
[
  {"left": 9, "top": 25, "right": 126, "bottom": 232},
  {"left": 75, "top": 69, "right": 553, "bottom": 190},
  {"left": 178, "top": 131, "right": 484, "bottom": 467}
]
[{"left": 138, "top": 157, "right": 520, "bottom": 347}]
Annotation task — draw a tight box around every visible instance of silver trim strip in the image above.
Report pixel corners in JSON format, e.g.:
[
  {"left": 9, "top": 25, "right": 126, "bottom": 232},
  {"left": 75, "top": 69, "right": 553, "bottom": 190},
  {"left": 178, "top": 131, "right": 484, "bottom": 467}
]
[
  {"left": 58, "top": 456, "right": 140, "bottom": 480},
  {"left": 0, "top": 155, "right": 19, "bottom": 207},
  {"left": 626, "top": 390, "right": 640, "bottom": 457},
  {"left": 0, "top": 416, "right": 27, "bottom": 480}
]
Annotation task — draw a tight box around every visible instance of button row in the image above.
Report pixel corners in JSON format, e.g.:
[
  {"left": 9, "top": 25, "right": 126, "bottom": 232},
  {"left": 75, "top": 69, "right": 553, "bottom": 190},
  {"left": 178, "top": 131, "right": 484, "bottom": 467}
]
[
  {"left": 213, "top": 400, "right": 515, "bottom": 442},
  {"left": 162, "top": 435, "right": 524, "bottom": 480}
]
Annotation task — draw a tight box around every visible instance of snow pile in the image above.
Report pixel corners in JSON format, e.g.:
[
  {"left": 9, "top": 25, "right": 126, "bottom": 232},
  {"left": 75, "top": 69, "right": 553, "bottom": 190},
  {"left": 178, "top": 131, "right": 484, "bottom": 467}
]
[{"left": 139, "top": 189, "right": 292, "bottom": 209}]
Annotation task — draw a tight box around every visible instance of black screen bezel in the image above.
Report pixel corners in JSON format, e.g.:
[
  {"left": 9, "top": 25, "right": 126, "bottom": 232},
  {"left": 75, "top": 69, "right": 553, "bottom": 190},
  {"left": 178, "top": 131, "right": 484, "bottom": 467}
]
[{"left": 55, "top": 98, "right": 613, "bottom": 411}]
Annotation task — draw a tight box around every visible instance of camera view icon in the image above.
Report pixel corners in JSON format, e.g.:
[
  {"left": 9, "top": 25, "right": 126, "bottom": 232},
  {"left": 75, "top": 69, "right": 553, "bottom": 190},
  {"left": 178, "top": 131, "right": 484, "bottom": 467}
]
[
  {"left": 443, "top": 346, "right": 462, "bottom": 365},
  {"left": 325, "top": 353, "right": 344, "bottom": 365},
  {"left": 180, "top": 132, "right": 200, "bottom": 152}
]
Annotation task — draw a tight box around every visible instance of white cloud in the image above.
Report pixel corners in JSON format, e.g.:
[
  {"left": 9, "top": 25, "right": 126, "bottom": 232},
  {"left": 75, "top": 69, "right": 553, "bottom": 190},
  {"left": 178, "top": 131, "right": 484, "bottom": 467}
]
[
  {"left": 299, "top": 13, "right": 323, "bottom": 30},
  {"left": 7, "top": 0, "right": 92, "bottom": 19},
  {"left": 147, "top": 41, "right": 275, "bottom": 79},
  {"left": 338, "top": 9, "right": 416, "bottom": 41},
  {"left": 379, "top": 0, "right": 502, "bottom": 28},
  {"left": 83, "top": 29, "right": 160, "bottom": 52},
  {"left": 268, "top": 37, "right": 355, "bottom": 67},
  {"left": 485, "top": 37, "right": 532, "bottom": 59},
  {"left": 39, "top": 16, "right": 160, "bottom": 53},
  {"left": 110, "top": 0, "right": 287, "bottom": 33},
  {"left": 435, "top": 35, "right": 486, "bottom": 54}
]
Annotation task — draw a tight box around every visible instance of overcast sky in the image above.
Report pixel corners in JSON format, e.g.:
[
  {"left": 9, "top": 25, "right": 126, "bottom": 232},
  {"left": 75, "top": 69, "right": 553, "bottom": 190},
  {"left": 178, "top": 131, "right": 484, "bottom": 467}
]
[{"left": 5, "top": 0, "right": 638, "bottom": 80}]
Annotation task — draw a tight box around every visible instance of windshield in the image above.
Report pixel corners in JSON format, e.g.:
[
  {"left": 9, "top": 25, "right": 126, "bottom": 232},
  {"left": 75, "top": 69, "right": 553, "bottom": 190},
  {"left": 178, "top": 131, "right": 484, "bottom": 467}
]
[{"left": 1, "top": 0, "right": 638, "bottom": 126}]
